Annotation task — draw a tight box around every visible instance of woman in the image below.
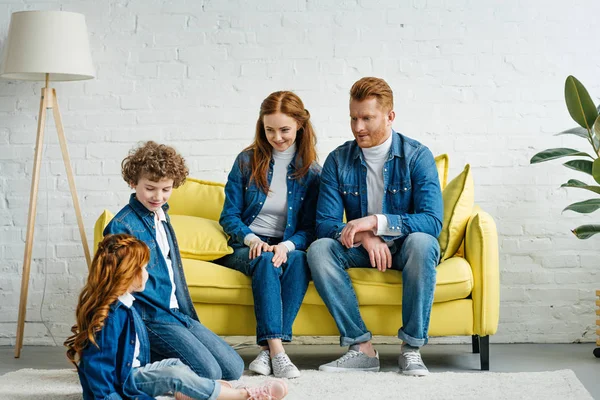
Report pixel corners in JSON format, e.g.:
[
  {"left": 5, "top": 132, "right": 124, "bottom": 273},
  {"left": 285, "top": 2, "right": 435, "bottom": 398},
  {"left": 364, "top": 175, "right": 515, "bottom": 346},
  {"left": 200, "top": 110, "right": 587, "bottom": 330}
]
[{"left": 216, "top": 91, "right": 321, "bottom": 379}]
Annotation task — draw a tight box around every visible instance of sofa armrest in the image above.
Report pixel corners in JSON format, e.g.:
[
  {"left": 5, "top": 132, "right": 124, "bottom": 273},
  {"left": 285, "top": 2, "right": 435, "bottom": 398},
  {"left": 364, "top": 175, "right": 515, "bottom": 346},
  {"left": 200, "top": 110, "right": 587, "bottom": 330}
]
[
  {"left": 464, "top": 208, "right": 499, "bottom": 336},
  {"left": 93, "top": 210, "right": 114, "bottom": 255}
]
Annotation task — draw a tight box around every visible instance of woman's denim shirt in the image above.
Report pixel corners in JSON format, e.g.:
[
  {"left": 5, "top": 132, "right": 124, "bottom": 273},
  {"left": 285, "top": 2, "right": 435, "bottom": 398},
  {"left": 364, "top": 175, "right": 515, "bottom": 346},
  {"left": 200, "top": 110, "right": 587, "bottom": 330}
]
[
  {"left": 78, "top": 300, "right": 152, "bottom": 400},
  {"left": 104, "top": 195, "right": 199, "bottom": 325},
  {"left": 220, "top": 149, "right": 321, "bottom": 251},
  {"left": 316, "top": 130, "right": 443, "bottom": 241}
]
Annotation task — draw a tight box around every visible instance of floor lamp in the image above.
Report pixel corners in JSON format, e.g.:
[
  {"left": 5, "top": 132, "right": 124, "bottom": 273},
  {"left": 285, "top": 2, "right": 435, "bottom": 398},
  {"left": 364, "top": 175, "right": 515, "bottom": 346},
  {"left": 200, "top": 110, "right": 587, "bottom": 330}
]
[{"left": 0, "top": 11, "right": 95, "bottom": 358}]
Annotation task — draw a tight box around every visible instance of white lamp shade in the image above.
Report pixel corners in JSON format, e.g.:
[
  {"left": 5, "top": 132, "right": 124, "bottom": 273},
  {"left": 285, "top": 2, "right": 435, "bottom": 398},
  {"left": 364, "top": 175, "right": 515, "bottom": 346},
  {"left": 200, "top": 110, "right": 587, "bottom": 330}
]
[{"left": 0, "top": 11, "right": 95, "bottom": 81}]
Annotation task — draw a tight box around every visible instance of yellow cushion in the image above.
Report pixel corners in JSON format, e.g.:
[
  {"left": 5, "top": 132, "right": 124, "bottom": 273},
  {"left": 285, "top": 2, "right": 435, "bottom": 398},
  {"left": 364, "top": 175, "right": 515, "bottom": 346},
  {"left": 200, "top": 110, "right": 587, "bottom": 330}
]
[
  {"left": 434, "top": 154, "right": 449, "bottom": 190},
  {"left": 94, "top": 210, "right": 114, "bottom": 254},
  {"left": 168, "top": 178, "right": 225, "bottom": 221},
  {"left": 185, "top": 256, "right": 473, "bottom": 307},
  {"left": 439, "top": 164, "right": 474, "bottom": 262},
  {"left": 170, "top": 214, "right": 233, "bottom": 261}
]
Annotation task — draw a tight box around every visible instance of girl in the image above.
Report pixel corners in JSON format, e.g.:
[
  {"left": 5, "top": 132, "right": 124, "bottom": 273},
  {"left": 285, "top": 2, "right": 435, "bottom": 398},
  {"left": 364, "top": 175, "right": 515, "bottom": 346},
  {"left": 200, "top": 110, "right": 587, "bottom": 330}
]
[
  {"left": 65, "top": 233, "right": 288, "bottom": 400},
  {"left": 216, "top": 91, "right": 321, "bottom": 379}
]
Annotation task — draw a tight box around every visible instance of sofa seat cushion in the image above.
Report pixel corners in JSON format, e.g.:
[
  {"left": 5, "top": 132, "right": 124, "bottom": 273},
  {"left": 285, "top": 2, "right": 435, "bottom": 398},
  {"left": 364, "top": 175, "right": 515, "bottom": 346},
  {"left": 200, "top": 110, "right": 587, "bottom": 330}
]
[{"left": 183, "top": 256, "right": 473, "bottom": 307}]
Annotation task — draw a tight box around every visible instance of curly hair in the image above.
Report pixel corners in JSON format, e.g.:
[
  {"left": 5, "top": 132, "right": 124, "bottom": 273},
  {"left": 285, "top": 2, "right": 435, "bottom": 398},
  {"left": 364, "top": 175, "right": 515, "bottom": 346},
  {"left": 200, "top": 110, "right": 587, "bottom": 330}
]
[
  {"left": 246, "top": 91, "right": 318, "bottom": 193},
  {"left": 64, "top": 234, "right": 150, "bottom": 366},
  {"left": 121, "top": 141, "right": 189, "bottom": 188}
]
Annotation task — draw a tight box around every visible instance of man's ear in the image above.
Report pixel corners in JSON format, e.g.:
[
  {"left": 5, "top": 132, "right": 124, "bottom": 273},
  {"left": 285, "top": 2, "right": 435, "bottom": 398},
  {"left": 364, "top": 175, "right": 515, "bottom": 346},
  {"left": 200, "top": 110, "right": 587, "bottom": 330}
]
[{"left": 387, "top": 110, "right": 395, "bottom": 124}]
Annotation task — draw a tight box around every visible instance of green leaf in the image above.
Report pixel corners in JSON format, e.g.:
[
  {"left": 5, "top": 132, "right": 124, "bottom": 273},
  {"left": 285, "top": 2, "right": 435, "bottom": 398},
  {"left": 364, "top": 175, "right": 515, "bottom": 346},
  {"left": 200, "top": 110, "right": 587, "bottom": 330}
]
[
  {"left": 572, "top": 224, "right": 600, "bottom": 239},
  {"left": 593, "top": 159, "right": 600, "bottom": 184},
  {"left": 530, "top": 148, "right": 593, "bottom": 164},
  {"left": 563, "top": 199, "right": 600, "bottom": 214},
  {"left": 565, "top": 76, "right": 599, "bottom": 130},
  {"left": 563, "top": 159, "right": 593, "bottom": 175},
  {"left": 594, "top": 116, "right": 600, "bottom": 140},
  {"left": 555, "top": 126, "right": 590, "bottom": 139},
  {"left": 560, "top": 179, "right": 600, "bottom": 195}
]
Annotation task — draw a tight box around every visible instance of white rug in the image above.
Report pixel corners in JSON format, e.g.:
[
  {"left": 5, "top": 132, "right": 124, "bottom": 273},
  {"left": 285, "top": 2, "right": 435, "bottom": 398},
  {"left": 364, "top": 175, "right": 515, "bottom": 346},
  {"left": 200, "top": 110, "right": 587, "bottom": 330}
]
[{"left": 0, "top": 368, "right": 593, "bottom": 400}]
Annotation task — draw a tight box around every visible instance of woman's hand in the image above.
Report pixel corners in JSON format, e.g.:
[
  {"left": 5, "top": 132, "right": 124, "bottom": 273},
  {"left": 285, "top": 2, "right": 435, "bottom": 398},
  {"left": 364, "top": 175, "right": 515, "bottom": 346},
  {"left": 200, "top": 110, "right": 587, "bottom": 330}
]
[
  {"left": 271, "top": 243, "right": 289, "bottom": 268},
  {"left": 248, "top": 238, "right": 271, "bottom": 260}
]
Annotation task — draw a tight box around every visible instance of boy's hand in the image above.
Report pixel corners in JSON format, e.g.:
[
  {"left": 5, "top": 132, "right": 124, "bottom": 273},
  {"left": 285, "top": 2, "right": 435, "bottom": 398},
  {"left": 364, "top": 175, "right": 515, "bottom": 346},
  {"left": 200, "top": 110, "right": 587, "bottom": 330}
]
[
  {"left": 248, "top": 238, "right": 271, "bottom": 260},
  {"left": 271, "top": 243, "right": 289, "bottom": 268}
]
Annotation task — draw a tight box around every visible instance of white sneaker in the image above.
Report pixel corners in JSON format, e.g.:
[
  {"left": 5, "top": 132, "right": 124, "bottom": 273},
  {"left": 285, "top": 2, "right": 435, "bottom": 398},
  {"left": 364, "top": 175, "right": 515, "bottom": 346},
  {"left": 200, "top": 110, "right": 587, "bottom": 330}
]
[
  {"left": 249, "top": 349, "right": 272, "bottom": 376},
  {"left": 271, "top": 352, "right": 301, "bottom": 379}
]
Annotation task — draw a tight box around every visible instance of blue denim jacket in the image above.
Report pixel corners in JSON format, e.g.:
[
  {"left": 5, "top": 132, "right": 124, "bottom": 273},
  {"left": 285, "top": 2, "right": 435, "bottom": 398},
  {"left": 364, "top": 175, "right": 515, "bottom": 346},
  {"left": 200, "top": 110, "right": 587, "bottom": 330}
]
[
  {"left": 316, "top": 130, "right": 443, "bottom": 242},
  {"left": 104, "top": 195, "right": 199, "bottom": 325},
  {"left": 78, "top": 300, "right": 152, "bottom": 400},
  {"left": 220, "top": 149, "right": 321, "bottom": 251}
]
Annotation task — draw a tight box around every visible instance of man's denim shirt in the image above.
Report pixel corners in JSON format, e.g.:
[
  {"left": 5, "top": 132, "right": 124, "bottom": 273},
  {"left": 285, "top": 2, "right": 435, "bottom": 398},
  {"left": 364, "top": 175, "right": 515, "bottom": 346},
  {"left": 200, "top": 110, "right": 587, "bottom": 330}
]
[
  {"left": 79, "top": 301, "right": 153, "bottom": 400},
  {"left": 104, "top": 194, "right": 199, "bottom": 325},
  {"left": 220, "top": 149, "right": 321, "bottom": 251},
  {"left": 316, "top": 130, "right": 443, "bottom": 242}
]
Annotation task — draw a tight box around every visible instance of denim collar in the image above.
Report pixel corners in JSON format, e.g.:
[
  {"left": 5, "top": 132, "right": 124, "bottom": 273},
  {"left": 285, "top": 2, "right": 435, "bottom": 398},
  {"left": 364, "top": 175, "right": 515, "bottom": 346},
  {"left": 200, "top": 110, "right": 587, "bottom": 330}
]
[
  {"left": 128, "top": 193, "right": 170, "bottom": 219},
  {"left": 353, "top": 129, "right": 404, "bottom": 161}
]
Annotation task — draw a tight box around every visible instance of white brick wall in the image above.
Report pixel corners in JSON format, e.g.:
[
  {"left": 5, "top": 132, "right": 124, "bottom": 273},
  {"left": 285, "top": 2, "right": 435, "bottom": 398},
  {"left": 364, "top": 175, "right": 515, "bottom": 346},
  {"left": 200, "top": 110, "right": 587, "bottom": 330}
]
[{"left": 1, "top": 0, "right": 599, "bottom": 346}]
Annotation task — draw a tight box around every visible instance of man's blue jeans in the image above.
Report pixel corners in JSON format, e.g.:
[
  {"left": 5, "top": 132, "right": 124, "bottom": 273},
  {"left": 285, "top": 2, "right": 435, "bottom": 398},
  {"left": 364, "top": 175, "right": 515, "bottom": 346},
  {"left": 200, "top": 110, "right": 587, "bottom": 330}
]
[
  {"left": 133, "top": 358, "right": 221, "bottom": 400},
  {"left": 145, "top": 310, "right": 244, "bottom": 381},
  {"left": 307, "top": 233, "right": 440, "bottom": 347},
  {"left": 217, "top": 246, "right": 310, "bottom": 345}
]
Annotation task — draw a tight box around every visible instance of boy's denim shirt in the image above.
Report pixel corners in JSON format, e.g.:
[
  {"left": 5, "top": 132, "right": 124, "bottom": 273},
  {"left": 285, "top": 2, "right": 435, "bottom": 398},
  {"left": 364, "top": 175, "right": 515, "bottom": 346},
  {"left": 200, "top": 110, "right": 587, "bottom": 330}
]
[
  {"left": 316, "top": 130, "right": 443, "bottom": 242},
  {"left": 78, "top": 300, "right": 153, "bottom": 400},
  {"left": 104, "top": 194, "right": 199, "bottom": 325},
  {"left": 220, "top": 149, "right": 321, "bottom": 251}
]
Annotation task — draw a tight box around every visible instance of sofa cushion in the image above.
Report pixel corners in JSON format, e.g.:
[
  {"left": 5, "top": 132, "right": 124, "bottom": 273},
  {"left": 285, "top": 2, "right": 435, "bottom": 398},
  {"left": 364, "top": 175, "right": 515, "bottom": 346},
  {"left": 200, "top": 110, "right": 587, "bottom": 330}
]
[
  {"left": 94, "top": 210, "right": 114, "bottom": 253},
  {"left": 183, "top": 256, "right": 473, "bottom": 307},
  {"left": 168, "top": 178, "right": 225, "bottom": 221},
  {"left": 170, "top": 214, "right": 233, "bottom": 261},
  {"left": 439, "top": 164, "right": 474, "bottom": 262},
  {"left": 434, "top": 154, "right": 449, "bottom": 190}
]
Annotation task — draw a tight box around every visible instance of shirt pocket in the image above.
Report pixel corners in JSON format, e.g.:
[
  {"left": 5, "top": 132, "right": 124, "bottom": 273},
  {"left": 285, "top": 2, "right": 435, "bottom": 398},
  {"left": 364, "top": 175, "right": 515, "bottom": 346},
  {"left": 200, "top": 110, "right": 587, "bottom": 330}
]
[
  {"left": 386, "top": 180, "right": 412, "bottom": 212},
  {"left": 339, "top": 184, "right": 361, "bottom": 212}
]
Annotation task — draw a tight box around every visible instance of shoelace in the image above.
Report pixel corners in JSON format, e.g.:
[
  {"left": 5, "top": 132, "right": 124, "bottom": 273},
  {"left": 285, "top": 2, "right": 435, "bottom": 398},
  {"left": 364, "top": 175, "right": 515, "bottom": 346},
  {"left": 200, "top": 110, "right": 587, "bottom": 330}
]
[
  {"left": 246, "top": 384, "right": 275, "bottom": 400},
  {"left": 403, "top": 351, "right": 424, "bottom": 365},
  {"left": 254, "top": 351, "right": 270, "bottom": 365},
  {"left": 272, "top": 354, "right": 293, "bottom": 371},
  {"left": 336, "top": 349, "right": 361, "bottom": 364}
]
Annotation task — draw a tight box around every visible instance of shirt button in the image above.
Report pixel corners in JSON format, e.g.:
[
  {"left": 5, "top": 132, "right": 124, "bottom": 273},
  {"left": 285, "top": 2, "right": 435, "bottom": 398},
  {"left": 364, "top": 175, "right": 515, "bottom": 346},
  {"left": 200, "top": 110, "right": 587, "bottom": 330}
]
[
  {"left": 384, "top": 168, "right": 387, "bottom": 172},
  {"left": 252, "top": 215, "right": 255, "bottom": 218},
  {"left": 288, "top": 191, "right": 292, "bottom": 194},
  {"left": 259, "top": 202, "right": 263, "bottom": 204},
  {"left": 343, "top": 191, "right": 347, "bottom": 194},
  {"left": 130, "top": 340, "right": 135, "bottom": 344},
  {"left": 287, "top": 224, "right": 291, "bottom": 227},
  {"left": 288, "top": 176, "right": 292, "bottom": 179},
  {"left": 126, "top": 362, "right": 131, "bottom": 367},
  {"left": 403, "top": 187, "right": 407, "bottom": 191},
  {"left": 354, "top": 192, "right": 358, "bottom": 195},
  {"left": 301, "top": 197, "right": 304, "bottom": 200},
  {"left": 289, "top": 207, "right": 292, "bottom": 210}
]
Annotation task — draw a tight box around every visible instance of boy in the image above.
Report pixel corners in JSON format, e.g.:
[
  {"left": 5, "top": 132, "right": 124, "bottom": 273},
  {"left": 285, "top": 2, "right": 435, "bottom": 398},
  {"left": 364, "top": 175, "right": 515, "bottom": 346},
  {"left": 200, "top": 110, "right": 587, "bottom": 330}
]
[{"left": 104, "top": 141, "right": 244, "bottom": 380}]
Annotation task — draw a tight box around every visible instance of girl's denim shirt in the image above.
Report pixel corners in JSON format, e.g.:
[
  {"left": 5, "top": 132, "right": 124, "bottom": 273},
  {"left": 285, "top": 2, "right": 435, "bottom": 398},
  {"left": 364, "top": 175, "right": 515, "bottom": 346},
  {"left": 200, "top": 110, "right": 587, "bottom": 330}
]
[
  {"left": 219, "top": 149, "right": 321, "bottom": 251},
  {"left": 78, "top": 301, "right": 152, "bottom": 400}
]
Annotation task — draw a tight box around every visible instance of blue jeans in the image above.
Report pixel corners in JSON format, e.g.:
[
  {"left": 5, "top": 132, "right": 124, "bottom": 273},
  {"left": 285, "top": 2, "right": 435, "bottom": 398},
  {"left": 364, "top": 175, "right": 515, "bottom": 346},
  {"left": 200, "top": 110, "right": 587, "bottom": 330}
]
[
  {"left": 145, "top": 310, "right": 244, "bottom": 380},
  {"left": 216, "top": 245, "right": 310, "bottom": 345},
  {"left": 133, "top": 358, "right": 221, "bottom": 400},
  {"left": 307, "top": 233, "right": 440, "bottom": 347}
]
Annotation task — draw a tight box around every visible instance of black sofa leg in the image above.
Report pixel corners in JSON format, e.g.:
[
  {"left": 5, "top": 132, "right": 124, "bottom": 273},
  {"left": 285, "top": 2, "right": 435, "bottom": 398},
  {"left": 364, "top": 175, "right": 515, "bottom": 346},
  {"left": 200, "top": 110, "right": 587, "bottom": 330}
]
[
  {"left": 472, "top": 335, "right": 480, "bottom": 354},
  {"left": 479, "top": 335, "right": 489, "bottom": 370}
]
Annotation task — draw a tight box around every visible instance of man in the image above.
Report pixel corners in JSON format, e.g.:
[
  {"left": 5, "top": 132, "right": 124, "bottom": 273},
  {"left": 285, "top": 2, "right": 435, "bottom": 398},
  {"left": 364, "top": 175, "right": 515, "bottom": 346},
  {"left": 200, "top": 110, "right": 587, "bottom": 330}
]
[{"left": 307, "top": 77, "right": 443, "bottom": 376}]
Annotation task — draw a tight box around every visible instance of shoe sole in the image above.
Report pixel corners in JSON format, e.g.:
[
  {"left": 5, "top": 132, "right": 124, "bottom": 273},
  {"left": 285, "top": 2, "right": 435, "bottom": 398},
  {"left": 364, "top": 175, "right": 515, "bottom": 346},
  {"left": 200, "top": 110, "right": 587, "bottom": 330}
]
[
  {"left": 400, "top": 369, "right": 430, "bottom": 377},
  {"left": 319, "top": 365, "right": 380, "bottom": 372},
  {"left": 249, "top": 364, "right": 272, "bottom": 376}
]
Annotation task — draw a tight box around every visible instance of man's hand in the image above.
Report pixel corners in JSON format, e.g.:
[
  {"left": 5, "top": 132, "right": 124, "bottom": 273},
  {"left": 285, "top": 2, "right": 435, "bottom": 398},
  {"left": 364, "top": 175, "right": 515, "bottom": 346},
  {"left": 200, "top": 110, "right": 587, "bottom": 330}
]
[
  {"left": 360, "top": 232, "right": 392, "bottom": 272},
  {"left": 340, "top": 215, "right": 378, "bottom": 248},
  {"left": 271, "top": 243, "right": 289, "bottom": 268},
  {"left": 248, "top": 238, "right": 271, "bottom": 260}
]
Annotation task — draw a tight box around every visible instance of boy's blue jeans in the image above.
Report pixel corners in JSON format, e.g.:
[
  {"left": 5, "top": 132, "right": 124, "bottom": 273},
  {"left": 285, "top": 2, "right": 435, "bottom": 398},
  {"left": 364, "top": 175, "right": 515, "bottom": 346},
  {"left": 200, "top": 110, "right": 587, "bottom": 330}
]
[
  {"left": 145, "top": 310, "right": 244, "bottom": 381},
  {"left": 133, "top": 358, "right": 221, "bottom": 400},
  {"left": 306, "top": 233, "right": 440, "bottom": 347},
  {"left": 217, "top": 244, "right": 310, "bottom": 345}
]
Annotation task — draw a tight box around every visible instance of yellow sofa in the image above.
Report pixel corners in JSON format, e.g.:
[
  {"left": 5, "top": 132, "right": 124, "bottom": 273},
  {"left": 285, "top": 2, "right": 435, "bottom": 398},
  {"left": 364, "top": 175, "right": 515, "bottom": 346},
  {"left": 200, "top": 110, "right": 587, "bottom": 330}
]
[{"left": 94, "top": 156, "right": 499, "bottom": 370}]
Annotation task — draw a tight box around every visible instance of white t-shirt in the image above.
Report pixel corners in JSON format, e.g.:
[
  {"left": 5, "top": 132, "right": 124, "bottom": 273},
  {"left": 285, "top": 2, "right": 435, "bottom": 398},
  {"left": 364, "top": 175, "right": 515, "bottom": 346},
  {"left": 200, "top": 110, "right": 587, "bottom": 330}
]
[{"left": 118, "top": 292, "right": 141, "bottom": 368}]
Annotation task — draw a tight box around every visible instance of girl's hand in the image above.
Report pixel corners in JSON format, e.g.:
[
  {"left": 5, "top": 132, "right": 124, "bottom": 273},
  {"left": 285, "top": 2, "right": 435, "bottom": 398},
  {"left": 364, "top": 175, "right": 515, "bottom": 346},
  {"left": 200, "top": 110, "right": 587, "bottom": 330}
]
[
  {"left": 271, "top": 243, "right": 289, "bottom": 268},
  {"left": 248, "top": 238, "right": 271, "bottom": 260}
]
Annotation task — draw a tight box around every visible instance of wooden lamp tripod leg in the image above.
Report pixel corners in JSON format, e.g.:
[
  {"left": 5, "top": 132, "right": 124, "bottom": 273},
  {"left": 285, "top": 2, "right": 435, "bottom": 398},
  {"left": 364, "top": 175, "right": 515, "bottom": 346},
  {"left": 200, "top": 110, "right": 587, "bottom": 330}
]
[
  {"left": 14, "top": 88, "right": 49, "bottom": 358},
  {"left": 50, "top": 88, "right": 92, "bottom": 268}
]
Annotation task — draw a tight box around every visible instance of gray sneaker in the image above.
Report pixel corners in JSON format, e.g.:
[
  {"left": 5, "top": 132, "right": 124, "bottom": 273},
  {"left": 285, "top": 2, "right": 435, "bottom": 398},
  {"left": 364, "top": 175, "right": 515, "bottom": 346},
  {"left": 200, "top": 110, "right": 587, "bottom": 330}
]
[
  {"left": 249, "top": 349, "right": 272, "bottom": 376},
  {"left": 271, "top": 352, "right": 301, "bottom": 379},
  {"left": 398, "top": 347, "right": 429, "bottom": 376},
  {"left": 319, "top": 346, "right": 380, "bottom": 372}
]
